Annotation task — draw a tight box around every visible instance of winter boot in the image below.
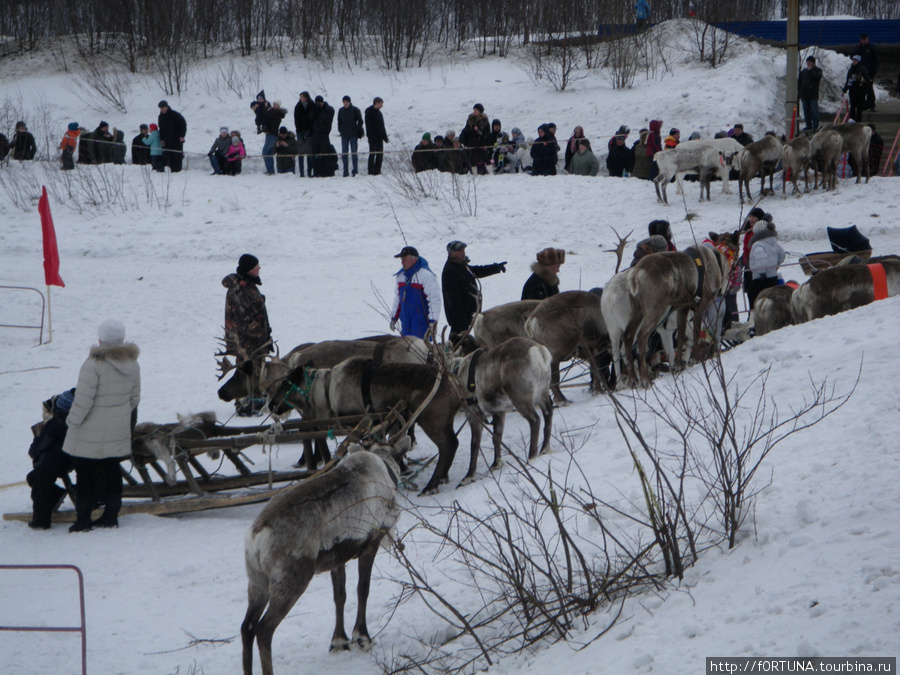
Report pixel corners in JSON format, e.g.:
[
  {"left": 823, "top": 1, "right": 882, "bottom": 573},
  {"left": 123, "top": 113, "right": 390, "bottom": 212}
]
[
  {"left": 92, "top": 497, "right": 121, "bottom": 529},
  {"left": 69, "top": 496, "right": 94, "bottom": 533}
]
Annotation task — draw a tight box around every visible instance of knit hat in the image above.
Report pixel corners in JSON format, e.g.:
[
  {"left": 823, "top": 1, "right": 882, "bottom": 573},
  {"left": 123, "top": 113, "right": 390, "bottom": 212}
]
[
  {"left": 139, "top": 123, "right": 148, "bottom": 130},
  {"left": 688, "top": 131, "right": 701, "bottom": 140},
  {"left": 55, "top": 388, "right": 76, "bottom": 414},
  {"left": 536, "top": 248, "right": 565, "bottom": 266},
  {"left": 315, "top": 95, "right": 324, "bottom": 103},
  {"left": 220, "top": 126, "right": 229, "bottom": 134},
  {"left": 422, "top": 132, "right": 431, "bottom": 141},
  {"left": 511, "top": 127, "right": 521, "bottom": 136},
  {"left": 616, "top": 125, "right": 630, "bottom": 135},
  {"left": 748, "top": 207, "right": 766, "bottom": 220},
  {"left": 851, "top": 54, "right": 861, "bottom": 62},
  {"left": 473, "top": 103, "right": 484, "bottom": 113},
  {"left": 98, "top": 319, "right": 126, "bottom": 345},
  {"left": 99, "top": 121, "right": 109, "bottom": 129},
  {"left": 149, "top": 123, "right": 158, "bottom": 132},
  {"left": 231, "top": 137, "right": 242, "bottom": 145},
  {"left": 446, "top": 240, "right": 467, "bottom": 252},
  {"left": 237, "top": 254, "right": 259, "bottom": 276},
  {"left": 342, "top": 95, "right": 351, "bottom": 102},
  {"left": 158, "top": 100, "right": 168, "bottom": 108},
  {"left": 256, "top": 90, "right": 266, "bottom": 101},
  {"left": 68, "top": 122, "right": 79, "bottom": 131},
  {"left": 279, "top": 126, "right": 288, "bottom": 134}
]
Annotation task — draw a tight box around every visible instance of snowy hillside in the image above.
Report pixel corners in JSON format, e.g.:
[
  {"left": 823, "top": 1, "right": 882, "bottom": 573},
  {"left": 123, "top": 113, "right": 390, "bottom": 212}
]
[{"left": 1, "top": 22, "right": 898, "bottom": 675}]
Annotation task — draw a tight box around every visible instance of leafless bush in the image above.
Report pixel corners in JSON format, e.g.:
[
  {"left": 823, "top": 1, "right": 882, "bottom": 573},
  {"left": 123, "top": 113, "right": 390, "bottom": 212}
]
[
  {"left": 688, "top": 3, "right": 736, "bottom": 69},
  {"left": 66, "top": 58, "right": 134, "bottom": 113},
  {"left": 524, "top": 40, "right": 591, "bottom": 92},
  {"left": 384, "top": 445, "right": 653, "bottom": 674},
  {"left": 379, "top": 152, "right": 479, "bottom": 218},
  {"left": 601, "top": 34, "right": 640, "bottom": 90},
  {"left": 194, "top": 57, "right": 263, "bottom": 100}
]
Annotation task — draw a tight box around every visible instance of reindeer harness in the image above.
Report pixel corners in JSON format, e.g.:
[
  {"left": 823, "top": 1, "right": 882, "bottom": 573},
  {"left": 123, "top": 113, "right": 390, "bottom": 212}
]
[
  {"left": 463, "top": 349, "right": 484, "bottom": 405},
  {"left": 869, "top": 263, "right": 889, "bottom": 301}
]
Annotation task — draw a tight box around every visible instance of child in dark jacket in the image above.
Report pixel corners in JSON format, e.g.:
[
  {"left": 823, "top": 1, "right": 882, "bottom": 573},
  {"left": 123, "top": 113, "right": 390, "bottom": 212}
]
[{"left": 26, "top": 389, "right": 76, "bottom": 529}]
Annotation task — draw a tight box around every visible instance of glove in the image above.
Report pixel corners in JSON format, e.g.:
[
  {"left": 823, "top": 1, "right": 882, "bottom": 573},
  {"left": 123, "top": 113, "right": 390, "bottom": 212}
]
[
  {"left": 498, "top": 262, "right": 507, "bottom": 273},
  {"left": 390, "top": 319, "right": 398, "bottom": 332}
]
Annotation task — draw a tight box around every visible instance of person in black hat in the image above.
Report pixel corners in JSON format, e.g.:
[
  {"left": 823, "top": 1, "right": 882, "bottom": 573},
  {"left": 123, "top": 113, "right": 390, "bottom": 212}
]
[
  {"left": 441, "top": 241, "right": 507, "bottom": 343},
  {"left": 390, "top": 246, "right": 442, "bottom": 339},
  {"left": 843, "top": 53, "right": 872, "bottom": 123},
  {"left": 222, "top": 254, "right": 273, "bottom": 415},
  {"left": 26, "top": 388, "right": 76, "bottom": 529},
  {"left": 157, "top": 100, "right": 187, "bottom": 172}
]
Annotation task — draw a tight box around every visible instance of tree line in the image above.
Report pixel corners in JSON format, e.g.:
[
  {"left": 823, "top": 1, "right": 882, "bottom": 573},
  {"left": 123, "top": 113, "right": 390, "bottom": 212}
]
[{"left": 0, "top": 0, "right": 894, "bottom": 71}]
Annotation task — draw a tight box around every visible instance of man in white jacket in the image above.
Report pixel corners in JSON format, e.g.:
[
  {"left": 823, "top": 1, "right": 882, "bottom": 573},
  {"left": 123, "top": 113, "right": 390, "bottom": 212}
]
[
  {"left": 63, "top": 319, "right": 141, "bottom": 532},
  {"left": 747, "top": 217, "right": 786, "bottom": 311}
]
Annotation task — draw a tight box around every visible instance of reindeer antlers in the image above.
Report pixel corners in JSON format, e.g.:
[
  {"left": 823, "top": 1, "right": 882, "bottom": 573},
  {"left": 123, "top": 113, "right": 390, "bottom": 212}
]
[{"left": 603, "top": 227, "right": 634, "bottom": 274}]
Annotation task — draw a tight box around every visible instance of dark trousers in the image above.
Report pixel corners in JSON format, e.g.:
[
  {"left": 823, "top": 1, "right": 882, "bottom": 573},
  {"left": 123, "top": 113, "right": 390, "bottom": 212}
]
[
  {"left": 848, "top": 91, "right": 866, "bottom": 123},
  {"left": 163, "top": 146, "right": 184, "bottom": 172},
  {"left": 61, "top": 148, "right": 75, "bottom": 171},
  {"left": 70, "top": 455, "right": 123, "bottom": 523},
  {"left": 368, "top": 139, "right": 384, "bottom": 175},
  {"left": 150, "top": 155, "right": 165, "bottom": 172}
]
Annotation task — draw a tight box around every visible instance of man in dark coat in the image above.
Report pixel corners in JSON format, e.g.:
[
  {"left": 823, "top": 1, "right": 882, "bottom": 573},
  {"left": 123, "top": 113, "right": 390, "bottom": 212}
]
[
  {"left": 157, "top": 100, "right": 187, "bottom": 172},
  {"left": 311, "top": 95, "right": 335, "bottom": 177},
  {"left": 11, "top": 121, "right": 37, "bottom": 160},
  {"left": 222, "top": 254, "right": 273, "bottom": 416},
  {"left": 293, "top": 91, "right": 315, "bottom": 177},
  {"left": 87, "top": 122, "right": 114, "bottom": 164},
  {"left": 441, "top": 240, "right": 506, "bottom": 342},
  {"left": 606, "top": 133, "right": 633, "bottom": 177},
  {"left": 337, "top": 95, "right": 364, "bottom": 177},
  {"left": 364, "top": 97, "right": 389, "bottom": 176},
  {"left": 132, "top": 124, "right": 151, "bottom": 165},
  {"left": 274, "top": 127, "right": 298, "bottom": 174},
  {"left": 730, "top": 123, "right": 754, "bottom": 147},
  {"left": 843, "top": 55, "right": 871, "bottom": 123},
  {"left": 850, "top": 33, "right": 878, "bottom": 111},
  {"left": 530, "top": 124, "right": 559, "bottom": 176},
  {"left": 522, "top": 248, "right": 564, "bottom": 300},
  {"left": 798, "top": 56, "right": 823, "bottom": 131},
  {"left": 0, "top": 132, "right": 9, "bottom": 161}
]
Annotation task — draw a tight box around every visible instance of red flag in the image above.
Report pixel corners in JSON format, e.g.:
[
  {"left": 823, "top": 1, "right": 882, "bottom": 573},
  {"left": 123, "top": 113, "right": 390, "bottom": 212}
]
[{"left": 38, "top": 186, "right": 65, "bottom": 287}]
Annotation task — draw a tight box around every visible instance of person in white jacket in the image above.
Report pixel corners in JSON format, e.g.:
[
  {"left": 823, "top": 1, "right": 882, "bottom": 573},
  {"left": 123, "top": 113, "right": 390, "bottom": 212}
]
[
  {"left": 63, "top": 320, "right": 140, "bottom": 532},
  {"left": 747, "top": 217, "right": 786, "bottom": 311}
]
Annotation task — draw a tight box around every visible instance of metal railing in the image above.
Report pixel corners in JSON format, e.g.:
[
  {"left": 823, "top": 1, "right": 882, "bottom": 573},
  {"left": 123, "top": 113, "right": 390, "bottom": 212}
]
[
  {"left": 0, "top": 564, "right": 87, "bottom": 675},
  {"left": 0, "top": 285, "right": 46, "bottom": 344}
]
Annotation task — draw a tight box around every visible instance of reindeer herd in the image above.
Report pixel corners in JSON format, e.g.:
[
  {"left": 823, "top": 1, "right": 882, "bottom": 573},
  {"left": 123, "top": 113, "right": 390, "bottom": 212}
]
[
  {"left": 651, "top": 121, "right": 873, "bottom": 205},
  {"left": 228, "top": 230, "right": 898, "bottom": 675}
]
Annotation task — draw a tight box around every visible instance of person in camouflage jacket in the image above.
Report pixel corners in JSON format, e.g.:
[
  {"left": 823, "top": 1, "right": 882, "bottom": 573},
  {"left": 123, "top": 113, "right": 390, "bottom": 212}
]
[{"left": 222, "top": 254, "right": 272, "bottom": 363}]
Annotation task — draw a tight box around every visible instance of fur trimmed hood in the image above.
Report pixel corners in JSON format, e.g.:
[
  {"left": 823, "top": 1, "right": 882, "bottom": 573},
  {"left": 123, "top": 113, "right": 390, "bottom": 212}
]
[
  {"left": 89, "top": 343, "right": 140, "bottom": 376},
  {"left": 530, "top": 261, "right": 560, "bottom": 287}
]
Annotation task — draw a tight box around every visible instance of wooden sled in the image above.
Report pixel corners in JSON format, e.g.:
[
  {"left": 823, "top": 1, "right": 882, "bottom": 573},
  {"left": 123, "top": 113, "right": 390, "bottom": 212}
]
[{"left": 4, "top": 403, "right": 409, "bottom": 524}]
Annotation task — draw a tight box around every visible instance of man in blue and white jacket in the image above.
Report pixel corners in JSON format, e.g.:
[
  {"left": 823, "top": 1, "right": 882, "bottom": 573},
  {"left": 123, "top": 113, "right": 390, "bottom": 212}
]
[{"left": 390, "top": 246, "right": 442, "bottom": 339}]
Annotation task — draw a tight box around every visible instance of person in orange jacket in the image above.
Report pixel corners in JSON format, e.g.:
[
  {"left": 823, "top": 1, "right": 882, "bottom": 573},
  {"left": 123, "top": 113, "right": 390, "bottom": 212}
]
[{"left": 59, "top": 122, "right": 80, "bottom": 170}]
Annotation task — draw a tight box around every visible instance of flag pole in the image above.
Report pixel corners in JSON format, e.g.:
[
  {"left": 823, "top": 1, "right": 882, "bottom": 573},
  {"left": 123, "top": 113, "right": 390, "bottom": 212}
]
[{"left": 46, "top": 285, "right": 53, "bottom": 343}]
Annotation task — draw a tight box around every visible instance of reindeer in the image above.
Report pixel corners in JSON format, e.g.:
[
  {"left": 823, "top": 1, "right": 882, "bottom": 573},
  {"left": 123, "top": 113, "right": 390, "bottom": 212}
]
[
  {"left": 622, "top": 245, "right": 732, "bottom": 386},
  {"left": 267, "top": 358, "right": 460, "bottom": 496},
  {"left": 753, "top": 282, "right": 798, "bottom": 335},
  {"left": 791, "top": 259, "right": 900, "bottom": 324},
  {"left": 737, "top": 134, "right": 783, "bottom": 203},
  {"left": 447, "top": 337, "right": 553, "bottom": 484},
  {"left": 652, "top": 138, "right": 743, "bottom": 205},
  {"left": 782, "top": 134, "right": 811, "bottom": 196},
  {"left": 241, "top": 437, "right": 410, "bottom": 675},
  {"left": 820, "top": 122, "right": 872, "bottom": 184},
  {"left": 218, "top": 336, "right": 429, "bottom": 471},
  {"left": 809, "top": 129, "right": 843, "bottom": 191},
  {"left": 471, "top": 299, "right": 541, "bottom": 348},
  {"left": 525, "top": 290, "right": 611, "bottom": 402}
]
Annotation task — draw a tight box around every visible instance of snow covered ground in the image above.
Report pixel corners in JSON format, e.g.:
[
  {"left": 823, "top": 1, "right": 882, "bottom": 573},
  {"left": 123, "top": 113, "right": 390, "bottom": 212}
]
[{"left": 1, "top": 21, "right": 898, "bottom": 675}]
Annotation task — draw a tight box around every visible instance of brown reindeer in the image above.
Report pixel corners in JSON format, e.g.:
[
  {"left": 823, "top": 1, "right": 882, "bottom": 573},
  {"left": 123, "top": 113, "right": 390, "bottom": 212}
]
[
  {"left": 737, "top": 134, "right": 783, "bottom": 203},
  {"left": 472, "top": 299, "right": 542, "bottom": 348},
  {"left": 791, "top": 259, "right": 900, "bottom": 324},
  {"left": 241, "top": 437, "right": 410, "bottom": 675},
  {"left": 753, "top": 282, "right": 798, "bottom": 335},
  {"left": 448, "top": 337, "right": 553, "bottom": 484},
  {"left": 267, "top": 358, "right": 461, "bottom": 496},
  {"left": 820, "top": 122, "right": 872, "bottom": 184},
  {"left": 809, "top": 129, "right": 843, "bottom": 191},
  {"left": 622, "top": 245, "right": 732, "bottom": 386},
  {"left": 782, "top": 134, "right": 810, "bottom": 196},
  {"left": 525, "top": 290, "right": 611, "bottom": 402}
]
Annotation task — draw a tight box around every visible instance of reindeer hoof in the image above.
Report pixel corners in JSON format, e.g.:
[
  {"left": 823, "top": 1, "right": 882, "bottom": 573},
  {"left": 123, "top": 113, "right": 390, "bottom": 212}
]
[
  {"left": 353, "top": 636, "right": 373, "bottom": 651},
  {"left": 489, "top": 459, "right": 504, "bottom": 471},
  {"left": 419, "top": 486, "right": 439, "bottom": 497},
  {"left": 457, "top": 475, "right": 477, "bottom": 487},
  {"left": 552, "top": 398, "right": 571, "bottom": 408},
  {"left": 330, "top": 638, "right": 351, "bottom": 652}
]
